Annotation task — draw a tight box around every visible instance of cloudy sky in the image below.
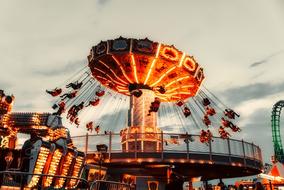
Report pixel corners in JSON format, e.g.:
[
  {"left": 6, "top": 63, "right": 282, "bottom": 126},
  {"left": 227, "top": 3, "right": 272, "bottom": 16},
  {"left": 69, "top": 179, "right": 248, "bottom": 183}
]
[{"left": 0, "top": 0, "right": 284, "bottom": 164}]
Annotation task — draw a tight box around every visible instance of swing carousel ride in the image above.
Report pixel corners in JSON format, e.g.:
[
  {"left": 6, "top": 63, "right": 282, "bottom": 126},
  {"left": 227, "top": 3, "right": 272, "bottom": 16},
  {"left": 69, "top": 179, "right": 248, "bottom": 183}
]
[
  {"left": 48, "top": 37, "right": 240, "bottom": 143},
  {"left": 46, "top": 37, "right": 262, "bottom": 185},
  {"left": 0, "top": 37, "right": 263, "bottom": 190}
]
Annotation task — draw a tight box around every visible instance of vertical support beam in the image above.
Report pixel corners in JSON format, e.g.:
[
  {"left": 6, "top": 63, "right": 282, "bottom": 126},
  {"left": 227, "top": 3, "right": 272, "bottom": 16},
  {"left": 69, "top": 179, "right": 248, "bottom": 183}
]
[
  {"left": 242, "top": 140, "right": 247, "bottom": 167},
  {"left": 187, "top": 177, "right": 193, "bottom": 190},
  {"left": 269, "top": 180, "right": 273, "bottom": 190},
  {"left": 259, "top": 146, "right": 263, "bottom": 163},
  {"left": 227, "top": 138, "right": 231, "bottom": 163},
  {"left": 109, "top": 132, "right": 112, "bottom": 161},
  {"left": 186, "top": 132, "right": 189, "bottom": 160},
  {"left": 85, "top": 133, "right": 89, "bottom": 154},
  {"left": 161, "top": 131, "right": 164, "bottom": 160},
  {"left": 209, "top": 140, "right": 212, "bottom": 161},
  {"left": 251, "top": 143, "right": 256, "bottom": 167},
  {"left": 203, "top": 180, "right": 208, "bottom": 190},
  {"left": 8, "top": 136, "right": 17, "bottom": 149},
  {"left": 135, "top": 132, "right": 137, "bottom": 160},
  {"left": 166, "top": 166, "right": 172, "bottom": 184}
]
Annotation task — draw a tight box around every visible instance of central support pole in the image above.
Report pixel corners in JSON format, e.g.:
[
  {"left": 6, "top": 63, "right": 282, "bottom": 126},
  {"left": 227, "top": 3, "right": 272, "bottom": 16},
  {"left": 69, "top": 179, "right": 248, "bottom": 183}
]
[
  {"left": 129, "top": 89, "right": 157, "bottom": 133},
  {"left": 121, "top": 89, "right": 162, "bottom": 152}
]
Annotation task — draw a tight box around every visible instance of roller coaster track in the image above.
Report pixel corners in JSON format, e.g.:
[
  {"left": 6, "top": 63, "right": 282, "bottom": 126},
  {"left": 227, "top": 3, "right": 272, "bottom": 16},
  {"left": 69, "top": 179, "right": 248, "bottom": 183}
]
[{"left": 272, "top": 100, "right": 284, "bottom": 163}]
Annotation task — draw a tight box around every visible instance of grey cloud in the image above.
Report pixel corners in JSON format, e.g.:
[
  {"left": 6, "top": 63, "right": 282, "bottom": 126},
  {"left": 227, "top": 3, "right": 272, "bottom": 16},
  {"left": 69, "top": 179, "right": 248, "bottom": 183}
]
[
  {"left": 240, "top": 108, "right": 273, "bottom": 163},
  {"left": 0, "top": 80, "right": 12, "bottom": 90},
  {"left": 91, "top": 108, "right": 128, "bottom": 132},
  {"left": 250, "top": 50, "right": 284, "bottom": 68},
  {"left": 33, "top": 60, "right": 86, "bottom": 77},
  {"left": 13, "top": 103, "right": 34, "bottom": 110},
  {"left": 222, "top": 82, "right": 284, "bottom": 106},
  {"left": 161, "top": 125, "right": 188, "bottom": 133},
  {"left": 97, "top": 0, "right": 111, "bottom": 7},
  {"left": 250, "top": 60, "right": 267, "bottom": 68}
]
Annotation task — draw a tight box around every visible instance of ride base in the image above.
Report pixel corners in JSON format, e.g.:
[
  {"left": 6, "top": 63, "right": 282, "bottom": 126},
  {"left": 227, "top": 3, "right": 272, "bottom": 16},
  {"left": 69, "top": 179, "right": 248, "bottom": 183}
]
[{"left": 75, "top": 133, "right": 263, "bottom": 190}]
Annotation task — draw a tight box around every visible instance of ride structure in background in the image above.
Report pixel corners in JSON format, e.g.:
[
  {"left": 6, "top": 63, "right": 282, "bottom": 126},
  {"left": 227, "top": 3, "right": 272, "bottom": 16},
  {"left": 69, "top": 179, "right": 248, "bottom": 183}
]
[
  {"left": 272, "top": 100, "right": 284, "bottom": 163},
  {"left": 0, "top": 90, "right": 86, "bottom": 189}
]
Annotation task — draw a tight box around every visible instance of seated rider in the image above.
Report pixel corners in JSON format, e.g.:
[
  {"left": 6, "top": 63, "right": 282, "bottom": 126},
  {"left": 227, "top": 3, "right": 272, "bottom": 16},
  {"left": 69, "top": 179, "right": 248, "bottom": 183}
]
[
  {"left": 53, "top": 101, "right": 65, "bottom": 116},
  {"left": 224, "top": 109, "right": 240, "bottom": 119},
  {"left": 87, "top": 98, "right": 100, "bottom": 107},
  {"left": 200, "top": 129, "right": 213, "bottom": 144},
  {"left": 218, "top": 126, "right": 231, "bottom": 139},
  {"left": 203, "top": 115, "right": 211, "bottom": 126},
  {"left": 60, "top": 91, "right": 78, "bottom": 101},
  {"left": 74, "top": 117, "right": 80, "bottom": 127},
  {"left": 157, "top": 86, "right": 166, "bottom": 94},
  {"left": 206, "top": 106, "right": 216, "bottom": 116},
  {"left": 76, "top": 102, "right": 84, "bottom": 111},
  {"left": 229, "top": 123, "right": 241, "bottom": 132},
  {"left": 200, "top": 130, "right": 207, "bottom": 143},
  {"left": 67, "top": 102, "right": 84, "bottom": 120},
  {"left": 86, "top": 122, "right": 94, "bottom": 132},
  {"left": 221, "top": 117, "right": 231, "bottom": 128},
  {"left": 104, "top": 131, "right": 111, "bottom": 135},
  {"left": 207, "top": 130, "right": 213, "bottom": 140},
  {"left": 183, "top": 106, "right": 191, "bottom": 118},
  {"left": 46, "top": 88, "right": 62, "bottom": 97},
  {"left": 202, "top": 98, "right": 211, "bottom": 107},
  {"left": 148, "top": 97, "right": 161, "bottom": 115},
  {"left": 67, "top": 105, "right": 76, "bottom": 119},
  {"left": 176, "top": 101, "right": 184, "bottom": 107},
  {"left": 69, "top": 115, "right": 76, "bottom": 124},
  {"left": 165, "top": 140, "right": 168, "bottom": 146},
  {"left": 95, "top": 125, "right": 100, "bottom": 134},
  {"left": 96, "top": 90, "right": 105, "bottom": 97},
  {"left": 66, "top": 81, "right": 83, "bottom": 90}
]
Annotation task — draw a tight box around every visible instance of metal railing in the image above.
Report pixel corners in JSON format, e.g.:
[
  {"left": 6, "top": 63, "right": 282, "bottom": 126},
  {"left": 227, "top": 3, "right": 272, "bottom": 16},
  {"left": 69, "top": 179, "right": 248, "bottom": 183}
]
[
  {"left": 72, "top": 133, "right": 263, "bottom": 164},
  {"left": 0, "top": 171, "right": 135, "bottom": 190},
  {"left": 90, "top": 180, "right": 136, "bottom": 190},
  {"left": 0, "top": 170, "right": 89, "bottom": 189}
]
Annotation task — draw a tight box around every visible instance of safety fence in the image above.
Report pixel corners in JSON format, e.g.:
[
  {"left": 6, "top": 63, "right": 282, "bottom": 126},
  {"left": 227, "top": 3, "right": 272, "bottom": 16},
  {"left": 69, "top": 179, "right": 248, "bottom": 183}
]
[
  {"left": 0, "top": 171, "right": 135, "bottom": 190},
  {"left": 72, "top": 133, "right": 262, "bottom": 163},
  {"left": 90, "top": 180, "right": 136, "bottom": 190},
  {"left": 0, "top": 170, "right": 89, "bottom": 189}
]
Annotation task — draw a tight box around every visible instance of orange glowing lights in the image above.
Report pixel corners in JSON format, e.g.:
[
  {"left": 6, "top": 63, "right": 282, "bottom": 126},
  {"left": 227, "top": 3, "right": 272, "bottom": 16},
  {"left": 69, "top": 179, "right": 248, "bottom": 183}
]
[
  {"left": 150, "top": 66, "right": 177, "bottom": 87},
  {"left": 183, "top": 56, "right": 197, "bottom": 72},
  {"left": 89, "top": 38, "right": 204, "bottom": 102},
  {"left": 98, "top": 60, "right": 128, "bottom": 85},
  {"left": 27, "top": 147, "right": 50, "bottom": 188},
  {"left": 67, "top": 156, "right": 84, "bottom": 188},
  {"left": 43, "top": 149, "right": 62, "bottom": 187},
  {"left": 161, "top": 46, "right": 179, "bottom": 61},
  {"left": 178, "top": 53, "right": 186, "bottom": 67},
  {"left": 54, "top": 152, "right": 74, "bottom": 188},
  {"left": 111, "top": 55, "right": 133, "bottom": 84},
  {"left": 144, "top": 59, "right": 156, "bottom": 85},
  {"left": 165, "top": 76, "right": 190, "bottom": 88},
  {"left": 131, "top": 54, "right": 139, "bottom": 83}
]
